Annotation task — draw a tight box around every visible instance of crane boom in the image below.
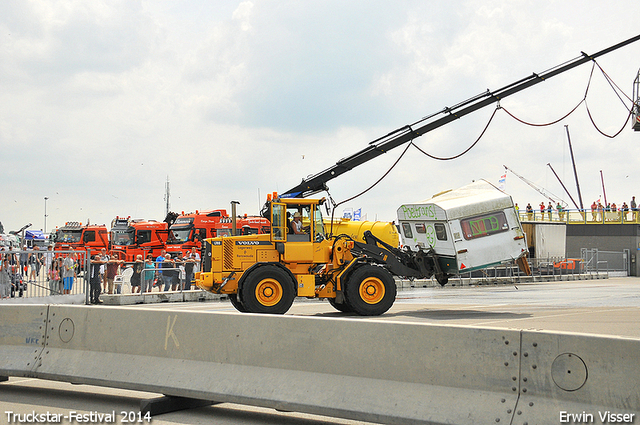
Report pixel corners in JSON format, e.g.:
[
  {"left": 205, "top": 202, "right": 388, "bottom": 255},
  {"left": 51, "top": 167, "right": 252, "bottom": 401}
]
[
  {"left": 282, "top": 34, "right": 640, "bottom": 199},
  {"left": 503, "top": 165, "right": 567, "bottom": 207}
]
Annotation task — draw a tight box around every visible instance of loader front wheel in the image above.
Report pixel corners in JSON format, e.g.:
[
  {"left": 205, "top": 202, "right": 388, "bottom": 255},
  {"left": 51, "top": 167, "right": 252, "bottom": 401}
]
[
  {"left": 241, "top": 266, "right": 296, "bottom": 314},
  {"left": 344, "top": 265, "right": 396, "bottom": 316},
  {"left": 328, "top": 297, "right": 353, "bottom": 313},
  {"left": 228, "top": 294, "right": 247, "bottom": 312}
]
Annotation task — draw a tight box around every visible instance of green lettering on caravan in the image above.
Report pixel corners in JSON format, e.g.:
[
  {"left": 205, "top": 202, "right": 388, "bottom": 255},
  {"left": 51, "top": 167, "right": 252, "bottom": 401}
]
[
  {"left": 469, "top": 216, "right": 499, "bottom": 236},
  {"left": 400, "top": 204, "right": 436, "bottom": 220},
  {"left": 425, "top": 224, "right": 436, "bottom": 246}
]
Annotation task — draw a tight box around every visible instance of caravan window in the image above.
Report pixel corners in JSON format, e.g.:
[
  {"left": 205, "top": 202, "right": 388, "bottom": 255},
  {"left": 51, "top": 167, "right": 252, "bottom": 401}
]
[
  {"left": 401, "top": 223, "right": 413, "bottom": 239},
  {"left": 434, "top": 223, "right": 447, "bottom": 241},
  {"left": 460, "top": 211, "right": 508, "bottom": 240},
  {"left": 415, "top": 223, "right": 426, "bottom": 234}
]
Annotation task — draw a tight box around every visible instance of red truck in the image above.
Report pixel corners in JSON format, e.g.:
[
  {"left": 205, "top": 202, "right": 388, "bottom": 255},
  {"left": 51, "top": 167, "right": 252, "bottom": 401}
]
[
  {"left": 166, "top": 210, "right": 270, "bottom": 258},
  {"left": 109, "top": 217, "right": 169, "bottom": 261},
  {"left": 52, "top": 222, "right": 109, "bottom": 257}
]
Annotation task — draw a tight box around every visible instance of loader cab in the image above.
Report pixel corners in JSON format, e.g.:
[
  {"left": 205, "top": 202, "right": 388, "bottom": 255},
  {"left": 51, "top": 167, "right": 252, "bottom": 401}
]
[{"left": 270, "top": 198, "right": 326, "bottom": 244}]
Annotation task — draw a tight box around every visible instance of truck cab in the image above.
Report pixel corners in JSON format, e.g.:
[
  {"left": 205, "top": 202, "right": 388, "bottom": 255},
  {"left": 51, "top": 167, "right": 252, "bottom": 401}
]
[{"left": 110, "top": 217, "right": 168, "bottom": 261}]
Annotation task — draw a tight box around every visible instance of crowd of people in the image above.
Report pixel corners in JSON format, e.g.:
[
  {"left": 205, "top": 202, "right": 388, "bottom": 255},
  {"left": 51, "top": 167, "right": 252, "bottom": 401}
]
[
  {"left": 87, "top": 247, "right": 201, "bottom": 304},
  {"left": 0, "top": 245, "right": 201, "bottom": 302},
  {"left": 518, "top": 196, "right": 639, "bottom": 221}
]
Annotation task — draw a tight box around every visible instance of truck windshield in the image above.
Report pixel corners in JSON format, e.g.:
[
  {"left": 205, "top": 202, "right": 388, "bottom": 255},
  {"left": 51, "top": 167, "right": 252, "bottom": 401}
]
[
  {"left": 111, "top": 229, "right": 134, "bottom": 246},
  {"left": 54, "top": 230, "right": 82, "bottom": 243},
  {"left": 168, "top": 225, "right": 192, "bottom": 243}
]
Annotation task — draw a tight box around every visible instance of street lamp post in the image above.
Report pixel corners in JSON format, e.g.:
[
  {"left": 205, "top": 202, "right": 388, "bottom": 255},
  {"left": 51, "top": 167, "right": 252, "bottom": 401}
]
[{"left": 44, "top": 197, "right": 49, "bottom": 233}]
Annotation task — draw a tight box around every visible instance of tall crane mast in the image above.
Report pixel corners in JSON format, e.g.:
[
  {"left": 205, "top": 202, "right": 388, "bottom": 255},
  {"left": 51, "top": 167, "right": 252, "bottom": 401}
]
[{"left": 281, "top": 34, "right": 640, "bottom": 199}]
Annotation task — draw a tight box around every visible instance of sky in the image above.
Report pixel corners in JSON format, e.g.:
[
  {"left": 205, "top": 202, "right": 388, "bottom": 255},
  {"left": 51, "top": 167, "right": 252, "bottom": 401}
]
[{"left": 1, "top": 0, "right": 640, "bottom": 234}]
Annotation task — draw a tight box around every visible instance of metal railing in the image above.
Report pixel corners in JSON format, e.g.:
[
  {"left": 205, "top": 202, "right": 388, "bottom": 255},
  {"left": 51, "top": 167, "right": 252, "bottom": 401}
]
[
  {"left": 581, "top": 248, "right": 629, "bottom": 274},
  {"left": 519, "top": 208, "right": 640, "bottom": 224},
  {"left": 0, "top": 249, "right": 88, "bottom": 300}
]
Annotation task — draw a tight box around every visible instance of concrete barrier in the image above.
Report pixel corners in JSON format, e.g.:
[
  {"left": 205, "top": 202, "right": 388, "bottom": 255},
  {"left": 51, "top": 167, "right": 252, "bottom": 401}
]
[
  {"left": 0, "top": 305, "right": 638, "bottom": 424},
  {"left": 514, "top": 330, "right": 639, "bottom": 424},
  {"left": 0, "top": 305, "right": 48, "bottom": 378}
]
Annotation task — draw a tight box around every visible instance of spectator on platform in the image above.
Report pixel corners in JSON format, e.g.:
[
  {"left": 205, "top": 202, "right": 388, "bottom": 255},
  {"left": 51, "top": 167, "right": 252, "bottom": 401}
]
[
  {"left": 44, "top": 245, "right": 54, "bottom": 278},
  {"left": 130, "top": 255, "right": 143, "bottom": 294},
  {"left": 155, "top": 249, "right": 166, "bottom": 292},
  {"left": 104, "top": 255, "right": 121, "bottom": 295},
  {"left": 556, "top": 203, "right": 565, "bottom": 221},
  {"left": 99, "top": 248, "right": 109, "bottom": 294},
  {"left": 48, "top": 258, "right": 61, "bottom": 295},
  {"left": 526, "top": 203, "right": 533, "bottom": 221},
  {"left": 62, "top": 251, "right": 77, "bottom": 295},
  {"left": 143, "top": 255, "right": 155, "bottom": 293},
  {"left": 539, "top": 202, "right": 545, "bottom": 220},
  {"left": 89, "top": 255, "right": 105, "bottom": 304},
  {"left": 161, "top": 253, "right": 176, "bottom": 291},
  {"left": 28, "top": 246, "right": 42, "bottom": 282},
  {"left": 189, "top": 247, "right": 201, "bottom": 273},
  {"left": 597, "top": 202, "right": 604, "bottom": 222},
  {"left": 183, "top": 254, "right": 196, "bottom": 291},
  {"left": 19, "top": 247, "right": 28, "bottom": 278},
  {"left": 0, "top": 254, "right": 11, "bottom": 299},
  {"left": 547, "top": 202, "right": 553, "bottom": 220},
  {"left": 591, "top": 201, "right": 598, "bottom": 221},
  {"left": 631, "top": 196, "right": 637, "bottom": 220}
]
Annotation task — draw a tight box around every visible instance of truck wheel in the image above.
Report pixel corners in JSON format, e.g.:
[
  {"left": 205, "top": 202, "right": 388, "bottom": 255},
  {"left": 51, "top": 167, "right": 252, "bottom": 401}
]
[
  {"left": 328, "top": 297, "right": 353, "bottom": 313},
  {"left": 241, "top": 266, "right": 296, "bottom": 314},
  {"left": 228, "top": 294, "right": 247, "bottom": 312},
  {"left": 345, "top": 265, "right": 396, "bottom": 316}
]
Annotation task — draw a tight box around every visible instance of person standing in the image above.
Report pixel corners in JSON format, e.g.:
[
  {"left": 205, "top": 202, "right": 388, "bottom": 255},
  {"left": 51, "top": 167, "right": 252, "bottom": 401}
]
[
  {"left": 99, "top": 248, "right": 109, "bottom": 294},
  {"left": 161, "top": 253, "right": 176, "bottom": 291},
  {"left": 155, "top": 249, "right": 166, "bottom": 292},
  {"left": 62, "top": 251, "right": 77, "bottom": 295},
  {"left": 88, "top": 255, "right": 104, "bottom": 304},
  {"left": 48, "top": 258, "right": 61, "bottom": 295},
  {"left": 131, "top": 255, "right": 143, "bottom": 294},
  {"left": 183, "top": 254, "right": 195, "bottom": 291},
  {"left": 0, "top": 254, "right": 11, "bottom": 299},
  {"left": 104, "top": 255, "right": 120, "bottom": 295},
  {"left": 19, "top": 247, "right": 28, "bottom": 278},
  {"left": 631, "top": 196, "right": 637, "bottom": 221},
  {"left": 525, "top": 203, "right": 533, "bottom": 221},
  {"left": 142, "top": 255, "right": 155, "bottom": 293}
]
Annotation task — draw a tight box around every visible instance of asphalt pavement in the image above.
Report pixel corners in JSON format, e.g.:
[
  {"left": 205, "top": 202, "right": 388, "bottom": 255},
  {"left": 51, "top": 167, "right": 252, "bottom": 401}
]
[{"left": 1, "top": 276, "right": 638, "bottom": 424}]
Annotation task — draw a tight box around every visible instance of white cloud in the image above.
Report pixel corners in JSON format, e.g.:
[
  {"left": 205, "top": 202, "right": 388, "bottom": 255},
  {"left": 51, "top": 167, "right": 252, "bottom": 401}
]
[{"left": 1, "top": 0, "right": 640, "bottom": 234}]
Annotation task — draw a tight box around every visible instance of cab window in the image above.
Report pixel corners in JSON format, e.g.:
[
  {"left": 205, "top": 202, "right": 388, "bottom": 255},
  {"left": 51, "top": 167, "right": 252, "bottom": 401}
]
[{"left": 271, "top": 203, "right": 287, "bottom": 241}]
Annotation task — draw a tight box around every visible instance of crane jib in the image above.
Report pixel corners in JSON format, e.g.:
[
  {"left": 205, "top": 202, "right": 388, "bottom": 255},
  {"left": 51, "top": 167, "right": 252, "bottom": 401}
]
[{"left": 281, "top": 33, "right": 640, "bottom": 199}]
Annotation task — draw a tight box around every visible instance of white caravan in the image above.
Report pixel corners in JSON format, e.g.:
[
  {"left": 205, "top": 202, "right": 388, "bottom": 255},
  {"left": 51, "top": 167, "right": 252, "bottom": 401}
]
[{"left": 397, "top": 180, "right": 528, "bottom": 282}]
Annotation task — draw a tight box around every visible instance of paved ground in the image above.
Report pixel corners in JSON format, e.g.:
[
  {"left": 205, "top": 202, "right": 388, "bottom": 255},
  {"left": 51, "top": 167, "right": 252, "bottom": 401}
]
[{"left": 1, "top": 277, "right": 638, "bottom": 424}]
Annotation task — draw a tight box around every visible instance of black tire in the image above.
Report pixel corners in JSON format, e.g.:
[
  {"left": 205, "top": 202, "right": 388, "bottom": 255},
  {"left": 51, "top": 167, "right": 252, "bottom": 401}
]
[
  {"left": 228, "top": 293, "right": 247, "bottom": 312},
  {"left": 328, "top": 296, "right": 353, "bottom": 313},
  {"left": 241, "top": 266, "right": 296, "bottom": 314},
  {"left": 344, "top": 264, "right": 396, "bottom": 316},
  {"left": 436, "top": 273, "right": 449, "bottom": 286}
]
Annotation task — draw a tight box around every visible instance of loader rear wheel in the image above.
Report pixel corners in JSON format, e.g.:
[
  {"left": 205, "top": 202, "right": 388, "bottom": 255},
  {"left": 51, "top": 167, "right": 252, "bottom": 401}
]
[
  {"left": 241, "top": 266, "right": 296, "bottom": 314},
  {"left": 344, "top": 265, "right": 396, "bottom": 316}
]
